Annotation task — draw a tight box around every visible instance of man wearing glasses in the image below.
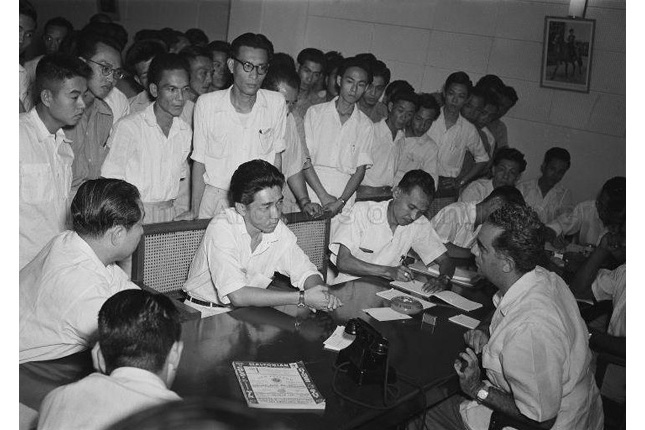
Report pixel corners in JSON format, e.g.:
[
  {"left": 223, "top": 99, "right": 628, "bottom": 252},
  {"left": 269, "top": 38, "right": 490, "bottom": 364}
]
[
  {"left": 191, "top": 32, "right": 287, "bottom": 219},
  {"left": 65, "top": 31, "right": 125, "bottom": 194}
]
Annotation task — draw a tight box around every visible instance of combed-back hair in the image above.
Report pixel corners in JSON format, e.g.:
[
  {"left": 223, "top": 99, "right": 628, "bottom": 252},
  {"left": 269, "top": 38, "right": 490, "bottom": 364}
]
[
  {"left": 45, "top": 16, "right": 73, "bottom": 34},
  {"left": 98, "top": 290, "right": 181, "bottom": 374},
  {"left": 34, "top": 53, "right": 92, "bottom": 101},
  {"left": 501, "top": 85, "right": 519, "bottom": 105},
  {"left": 185, "top": 28, "right": 209, "bottom": 47},
  {"left": 178, "top": 45, "right": 211, "bottom": 64},
  {"left": 390, "top": 90, "right": 419, "bottom": 110},
  {"left": 19, "top": 0, "right": 37, "bottom": 23},
  {"left": 397, "top": 169, "right": 435, "bottom": 199},
  {"left": 324, "top": 51, "right": 344, "bottom": 75},
  {"left": 229, "top": 160, "right": 285, "bottom": 206},
  {"left": 207, "top": 40, "right": 231, "bottom": 57},
  {"left": 493, "top": 147, "right": 527, "bottom": 173},
  {"left": 417, "top": 92, "right": 441, "bottom": 115},
  {"left": 444, "top": 71, "right": 472, "bottom": 96},
  {"left": 75, "top": 30, "right": 122, "bottom": 60},
  {"left": 487, "top": 204, "right": 545, "bottom": 274},
  {"left": 230, "top": 32, "right": 274, "bottom": 60},
  {"left": 484, "top": 185, "right": 526, "bottom": 206},
  {"left": 543, "top": 147, "right": 571, "bottom": 168},
  {"left": 81, "top": 22, "right": 128, "bottom": 52},
  {"left": 262, "top": 64, "right": 300, "bottom": 92},
  {"left": 475, "top": 74, "right": 505, "bottom": 93},
  {"left": 297, "top": 48, "right": 326, "bottom": 69},
  {"left": 384, "top": 80, "right": 414, "bottom": 101},
  {"left": 71, "top": 178, "right": 142, "bottom": 238},
  {"left": 269, "top": 52, "right": 296, "bottom": 72},
  {"left": 125, "top": 39, "right": 167, "bottom": 72},
  {"left": 147, "top": 53, "right": 190, "bottom": 87},
  {"left": 371, "top": 60, "right": 391, "bottom": 86},
  {"left": 337, "top": 56, "right": 373, "bottom": 84}
]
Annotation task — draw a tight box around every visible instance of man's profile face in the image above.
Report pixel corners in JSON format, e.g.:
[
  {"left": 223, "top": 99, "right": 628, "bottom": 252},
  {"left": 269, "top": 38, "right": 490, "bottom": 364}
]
[
  {"left": 85, "top": 42, "right": 122, "bottom": 99},
  {"left": 410, "top": 107, "right": 438, "bottom": 137},
  {"left": 326, "top": 67, "right": 339, "bottom": 97},
  {"left": 387, "top": 99, "right": 416, "bottom": 131},
  {"left": 48, "top": 76, "right": 88, "bottom": 127},
  {"left": 540, "top": 158, "right": 569, "bottom": 189},
  {"left": 492, "top": 159, "right": 522, "bottom": 188},
  {"left": 298, "top": 60, "right": 323, "bottom": 92},
  {"left": 152, "top": 68, "right": 190, "bottom": 118},
  {"left": 392, "top": 186, "right": 430, "bottom": 226},
  {"left": 19, "top": 14, "right": 36, "bottom": 55},
  {"left": 134, "top": 58, "right": 154, "bottom": 90},
  {"left": 336, "top": 66, "right": 368, "bottom": 105},
  {"left": 229, "top": 46, "right": 269, "bottom": 97},
  {"left": 461, "top": 94, "right": 485, "bottom": 125},
  {"left": 363, "top": 75, "right": 386, "bottom": 107},
  {"left": 43, "top": 25, "right": 69, "bottom": 55},
  {"left": 211, "top": 50, "right": 229, "bottom": 90},
  {"left": 475, "top": 223, "right": 505, "bottom": 284},
  {"left": 242, "top": 186, "right": 284, "bottom": 235},
  {"left": 189, "top": 55, "right": 214, "bottom": 96}
]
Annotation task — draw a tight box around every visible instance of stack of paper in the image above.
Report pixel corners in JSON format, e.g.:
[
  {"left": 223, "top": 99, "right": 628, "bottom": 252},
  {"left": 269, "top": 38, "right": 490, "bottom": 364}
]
[
  {"left": 390, "top": 280, "right": 482, "bottom": 312},
  {"left": 323, "top": 326, "right": 356, "bottom": 351},
  {"left": 409, "top": 261, "right": 481, "bottom": 287},
  {"left": 363, "top": 307, "right": 412, "bottom": 321},
  {"left": 448, "top": 314, "right": 480, "bottom": 329}
]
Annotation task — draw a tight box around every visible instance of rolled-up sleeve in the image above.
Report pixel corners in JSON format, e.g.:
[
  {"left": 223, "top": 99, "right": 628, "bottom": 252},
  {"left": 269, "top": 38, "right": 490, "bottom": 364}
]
[
  {"left": 412, "top": 223, "right": 448, "bottom": 265},
  {"left": 466, "top": 127, "right": 489, "bottom": 163},
  {"left": 275, "top": 237, "right": 321, "bottom": 290},
  {"left": 205, "top": 224, "right": 248, "bottom": 304},
  {"left": 101, "top": 120, "right": 134, "bottom": 180},
  {"left": 329, "top": 206, "right": 365, "bottom": 265}
]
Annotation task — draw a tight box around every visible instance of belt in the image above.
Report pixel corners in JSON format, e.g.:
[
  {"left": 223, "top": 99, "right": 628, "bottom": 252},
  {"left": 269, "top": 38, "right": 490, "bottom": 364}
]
[{"left": 183, "top": 292, "right": 227, "bottom": 308}]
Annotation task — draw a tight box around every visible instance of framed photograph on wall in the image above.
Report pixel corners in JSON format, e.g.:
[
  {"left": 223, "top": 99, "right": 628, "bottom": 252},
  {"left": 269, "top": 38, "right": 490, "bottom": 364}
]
[
  {"left": 540, "top": 16, "right": 595, "bottom": 93},
  {"left": 96, "top": 0, "right": 120, "bottom": 21}
]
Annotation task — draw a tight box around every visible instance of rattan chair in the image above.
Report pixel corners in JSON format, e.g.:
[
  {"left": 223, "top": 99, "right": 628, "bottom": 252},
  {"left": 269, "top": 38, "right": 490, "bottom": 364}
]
[{"left": 283, "top": 211, "right": 331, "bottom": 282}]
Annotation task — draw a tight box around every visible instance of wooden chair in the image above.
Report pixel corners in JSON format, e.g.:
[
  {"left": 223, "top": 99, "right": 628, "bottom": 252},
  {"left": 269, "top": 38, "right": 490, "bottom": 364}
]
[{"left": 283, "top": 211, "right": 331, "bottom": 282}]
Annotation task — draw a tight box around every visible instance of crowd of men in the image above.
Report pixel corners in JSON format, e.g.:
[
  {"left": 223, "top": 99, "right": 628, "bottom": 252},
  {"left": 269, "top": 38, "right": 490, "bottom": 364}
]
[{"left": 19, "top": 0, "right": 625, "bottom": 428}]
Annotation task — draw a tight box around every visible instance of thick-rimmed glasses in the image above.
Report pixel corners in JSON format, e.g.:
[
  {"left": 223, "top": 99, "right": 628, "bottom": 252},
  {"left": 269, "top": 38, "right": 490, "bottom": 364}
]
[
  {"left": 232, "top": 57, "right": 269, "bottom": 75},
  {"left": 85, "top": 58, "right": 127, "bottom": 80}
]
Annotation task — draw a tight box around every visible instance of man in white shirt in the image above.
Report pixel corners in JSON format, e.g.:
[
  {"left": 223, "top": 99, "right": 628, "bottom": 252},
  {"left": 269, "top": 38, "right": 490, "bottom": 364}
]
[
  {"left": 294, "top": 48, "right": 327, "bottom": 119},
  {"left": 545, "top": 176, "right": 625, "bottom": 246},
  {"left": 431, "top": 186, "right": 525, "bottom": 259},
  {"left": 304, "top": 56, "right": 374, "bottom": 218},
  {"left": 19, "top": 0, "right": 37, "bottom": 112},
  {"left": 38, "top": 289, "right": 183, "bottom": 430},
  {"left": 359, "top": 90, "right": 418, "bottom": 199},
  {"left": 330, "top": 170, "right": 455, "bottom": 289},
  {"left": 419, "top": 204, "right": 603, "bottom": 430},
  {"left": 178, "top": 45, "right": 214, "bottom": 104},
  {"left": 393, "top": 93, "right": 440, "bottom": 186},
  {"left": 459, "top": 147, "right": 526, "bottom": 204},
  {"left": 517, "top": 147, "right": 573, "bottom": 224},
  {"left": 102, "top": 54, "right": 193, "bottom": 224},
  {"left": 19, "top": 54, "right": 91, "bottom": 269},
  {"left": 20, "top": 179, "right": 142, "bottom": 363},
  {"left": 357, "top": 60, "right": 390, "bottom": 123},
  {"left": 191, "top": 32, "right": 287, "bottom": 219},
  {"left": 183, "top": 160, "right": 342, "bottom": 318}
]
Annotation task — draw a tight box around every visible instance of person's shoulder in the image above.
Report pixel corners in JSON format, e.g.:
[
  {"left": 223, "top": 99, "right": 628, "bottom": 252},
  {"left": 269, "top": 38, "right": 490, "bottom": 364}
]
[
  {"left": 354, "top": 107, "right": 374, "bottom": 128},
  {"left": 308, "top": 99, "right": 332, "bottom": 116},
  {"left": 516, "top": 178, "right": 537, "bottom": 191},
  {"left": 258, "top": 88, "right": 285, "bottom": 105},
  {"left": 196, "top": 89, "right": 228, "bottom": 109}
]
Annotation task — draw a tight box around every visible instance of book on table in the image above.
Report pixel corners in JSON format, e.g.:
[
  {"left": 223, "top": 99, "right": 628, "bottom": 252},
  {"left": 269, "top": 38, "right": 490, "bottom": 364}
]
[{"left": 232, "top": 361, "right": 326, "bottom": 410}]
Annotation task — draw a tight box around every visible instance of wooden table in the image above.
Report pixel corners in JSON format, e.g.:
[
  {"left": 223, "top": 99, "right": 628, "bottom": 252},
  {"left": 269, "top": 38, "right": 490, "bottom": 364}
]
[{"left": 20, "top": 275, "right": 494, "bottom": 430}]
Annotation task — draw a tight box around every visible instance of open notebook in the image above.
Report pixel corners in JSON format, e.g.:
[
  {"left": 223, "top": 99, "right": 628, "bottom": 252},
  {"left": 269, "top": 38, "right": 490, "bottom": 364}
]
[
  {"left": 390, "top": 279, "right": 482, "bottom": 312},
  {"left": 408, "top": 261, "right": 481, "bottom": 287}
]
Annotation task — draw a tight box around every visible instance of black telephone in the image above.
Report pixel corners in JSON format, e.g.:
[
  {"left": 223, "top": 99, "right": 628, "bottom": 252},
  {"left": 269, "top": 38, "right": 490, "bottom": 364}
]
[{"left": 336, "top": 318, "right": 396, "bottom": 386}]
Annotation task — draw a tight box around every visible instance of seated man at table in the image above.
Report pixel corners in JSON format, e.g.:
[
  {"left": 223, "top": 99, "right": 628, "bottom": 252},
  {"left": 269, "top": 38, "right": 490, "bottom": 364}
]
[
  {"left": 38, "top": 289, "right": 183, "bottom": 430},
  {"left": 182, "top": 159, "right": 342, "bottom": 318},
  {"left": 545, "top": 176, "right": 625, "bottom": 247},
  {"left": 330, "top": 169, "right": 455, "bottom": 287},
  {"left": 430, "top": 185, "right": 525, "bottom": 259},
  {"left": 19, "top": 179, "right": 141, "bottom": 364},
  {"left": 458, "top": 147, "right": 526, "bottom": 204},
  {"left": 417, "top": 204, "right": 603, "bottom": 430}
]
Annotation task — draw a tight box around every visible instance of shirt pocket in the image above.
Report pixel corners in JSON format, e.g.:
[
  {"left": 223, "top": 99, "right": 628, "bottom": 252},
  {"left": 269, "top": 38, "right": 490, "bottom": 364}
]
[
  {"left": 206, "top": 126, "right": 232, "bottom": 159},
  {"left": 20, "top": 163, "right": 53, "bottom": 204},
  {"left": 258, "top": 126, "right": 275, "bottom": 155}
]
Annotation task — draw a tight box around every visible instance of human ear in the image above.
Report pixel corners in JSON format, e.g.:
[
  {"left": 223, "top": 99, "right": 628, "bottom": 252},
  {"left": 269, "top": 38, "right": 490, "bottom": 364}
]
[
  {"left": 91, "top": 343, "right": 107, "bottom": 374},
  {"left": 227, "top": 57, "right": 235, "bottom": 74},
  {"left": 41, "top": 89, "right": 53, "bottom": 108},
  {"left": 149, "top": 82, "right": 158, "bottom": 99},
  {"left": 109, "top": 225, "right": 125, "bottom": 247},
  {"left": 234, "top": 202, "right": 247, "bottom": 217},
  {"left": 336, "top": 74, "right": 342, "bottom": 89}
]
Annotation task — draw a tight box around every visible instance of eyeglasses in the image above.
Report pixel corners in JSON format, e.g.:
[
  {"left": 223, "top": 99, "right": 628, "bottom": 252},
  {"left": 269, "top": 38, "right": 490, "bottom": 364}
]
[
  {"left": 232, "top": 57, "right": 269, "bottom": 75},
  {"left": 85, "top": 58, "right": 127, "bottom": 80}
]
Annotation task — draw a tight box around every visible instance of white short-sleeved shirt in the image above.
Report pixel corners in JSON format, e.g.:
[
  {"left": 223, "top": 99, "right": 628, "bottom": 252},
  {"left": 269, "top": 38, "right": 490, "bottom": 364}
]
[
  {"left": 101, "top": 103, "right": 192, "bottom": 203},
  {"left": 517, "top": 179, "right": 574, "bottom": 224},
  {"left": 546, "top": 200, "right": 606, "bottom": 246},
  {"left": 463, "top": 267, "right": 603, "bottom": 430},
  {"left": 362, "top": 119, "right": 403, "bottom": 187},
  {"left": 38, "top": 367, "right": 180, "bottom": 430},
  {"left": 430, "top": 202, "right": 480, "bottom": 248},
  {"left": 427, "top": 109, "right": 489, "bottom": 178},
  {"left": 282, "top": 113, "right": 307, "bottom": 179},
  {"left": 458, "top": 178, "right": 494, "bottom": 204},
  {"left": 19, "top": 231, "right": 139, "bottom": 363},
  {"left": 183, "top": 208, "right": 321, "bottom": 305},
  {"left": 191, "top": 87, "right": 287, "bottom": 190},
  {"left": 104, "top": 86, "right": 131, "bottom": 124},
  {"left": 393, "top": 134, "right": 439, "bottom": 186},
  {"left": 19, "top": 63, "right": 34, "bottom": 111},
  {"left": 305, "top": 98, "right": 374, "bottom": 205},
  {"left": 19, "top": 109, "right": 74, "bottom": 269},
  {"left": 592, "top": 264, "right": 626, "bottom": 337},
  {"left": 128, "top": 90, "right": 196, "bottom": 126},
  {"left": 329, "top": 200, "right": 447, "bottom": 284}
]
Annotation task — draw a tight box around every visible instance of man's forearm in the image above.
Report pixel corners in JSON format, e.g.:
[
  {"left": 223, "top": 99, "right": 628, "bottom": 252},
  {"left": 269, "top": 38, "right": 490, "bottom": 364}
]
[
  {"left": 482, "top": 386, "right": 556, "bottom": 429},
  {"left": 303, "top": 163, "right": 329, "bottom": 200},
  {"left": 191, "top": 162, "right": 206, "bottom": 216},
  {"left": 569, "top": 247, "right": 610, "bottom": 300},
  {"left": 287, "top": 171, "right": 311, "bottom": 206},
  {"left": 336, "top": 246, "right": 390, "bottom": 279},
  {"left": 302, "top": 274, "right": 325, "bottom": 290},
  {"left": 227, "top": 286, "right": 299, "bottom": 308},
  {"left": 444, "top": 243, "right": 474, "bottom": 259},
  {"left": 339, "top": 166, "right": 366, "bottom": 201},
  {"left": 436, "top": 253, "right": 456, "bottom": 278}
]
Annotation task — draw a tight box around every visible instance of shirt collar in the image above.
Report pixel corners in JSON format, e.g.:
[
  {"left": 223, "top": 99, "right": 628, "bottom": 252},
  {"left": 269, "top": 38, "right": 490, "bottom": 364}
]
[
  {"left": 109, "top": 367, "right": 169, "bottom": 390},
  {"left": 495, "top": 268, "right": 541, "bottom": 316},
  {"left": 228, "top": 208, "right": 282, "bottom": 248},
  {"left": 143, "top": 102, "right": 189, "bottom": 132},
  {"left": 29, "top": 108, "right": 70, "bottom": 144},
  {"left": 223, "top": 86, "right": 268, "bottom": 113}
]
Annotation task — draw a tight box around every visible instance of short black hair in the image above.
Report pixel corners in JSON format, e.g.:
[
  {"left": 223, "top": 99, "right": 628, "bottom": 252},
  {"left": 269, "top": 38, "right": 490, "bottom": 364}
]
[
  {"left": 597, "top": 176, "right": 626, "bottom": 228},
  {"left": 262, "top": 64, "right": 300, "bottom": 92},
  {"left": 81, "top": 22, "right": 128, "bottom": 52},
  {"left": 324, "top": 51, "right": 344, "bottom": 76},
  {"left": 178, "top": 45, "right": 211, "bottom": 65},
  {"left": 89, "top": 13, "right": 112, "bottom": 24},
  {"left": 500, "top": 85, "right": 519, "bottom": 105},
  {"left": 269, "top": 52, "right": 296, "bottom": 71},
  {"left": 384, "top": 80, "right": 414, "bottom": 100},
  {"left": 493, "top": 147, "right": 527, "bottom": 173},
  {"left": 417, "top": 92, "right": 441, "bottom": 116},
  {"left": 44, "top": 16, "right": 73, "bottom": 35},
  {"left": 185, "top": 28, "right": 209, "bottom": 47},
  {"left": 71, "top": 179, "right": 142, "bottom": 238},
  {"left": 297, "top": 48, "right": 326, "bottom": 69},
  {"left": 543, "top": 147, "right": 571, "bottom": 168},
  {"left": 397, "top": 169, "right": 435, "bottom": 200},
  {"left": 390, "top": 90, "right": 419, "bottom": 110},
  {"left": 98, "top": 290, "right": 181, "bottom": 374},
  {"left": 487, "top": 204, "right": 545, "bottom": 274},
  {"left": 75, "top": 30, "right": 122, "bottom": 60},
  {"left": 337, "top": 56, "right": 373, "bottom": 85},
  {"left": 207, "top": 40, "right": 231, "bottom": 57},
  {"left": 475, "top": 74, "right": 505, "bottom": 93},
  {"left": 444, "top": 71, "right": 472, "bottom": 96},
  {"left": 230, "top": 32, "right": 274, "bottom": 60},
  {"left": 35, "top": 53, "right": 92, "bottom": 102},
  {"left": 484, "top": 185, "right": 526, "bottom": 206},
  {"left": 229, "top": 160, "right": 285, "bottom": 206},
  {"left": 125, "top": 39, "right": 167, "bottom": 73},
  {"left": 19, "top": 0, "right": 37, "bottom": 23},
  {"left": 371, "top": 60, "right": 391, "bottom": 86},
  {"left": 147, "top": 53, "right": 190, "bottom": 87},
  {"left": 468, "top": 86, "right": 488, "bottom": 104}
]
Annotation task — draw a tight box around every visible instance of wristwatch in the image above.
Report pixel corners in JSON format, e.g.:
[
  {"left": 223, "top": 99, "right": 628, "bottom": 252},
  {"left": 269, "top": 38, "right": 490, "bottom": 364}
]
[
  {"left": 476, "top": 386, "right": 489, "bottom": 403},
  {"left": 297, "top": 290, "right": 306, "bottom": 307},
  {"left": 338, "top": 197, "right": 347, "bottom": 206},
  {"left": 438, "top": 274, "right": 451, "bottom": 285}
]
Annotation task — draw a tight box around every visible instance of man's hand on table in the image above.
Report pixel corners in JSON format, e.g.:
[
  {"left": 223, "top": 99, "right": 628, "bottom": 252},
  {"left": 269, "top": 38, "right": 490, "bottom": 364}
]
[
  {"left": 454, "top": 347, "right": 483, "bottom": 399},
  {"left": 464, "top": 328, "right": 489, "bottom": 354},
  {"left": 422, "top": 275, "right": 450, "bottom": 293},
  {"left": 386, "top": 265, "right": 414, "bottom": 282},
  {"left": 305, "top": 285, "right": 343, "bottom": 311}
]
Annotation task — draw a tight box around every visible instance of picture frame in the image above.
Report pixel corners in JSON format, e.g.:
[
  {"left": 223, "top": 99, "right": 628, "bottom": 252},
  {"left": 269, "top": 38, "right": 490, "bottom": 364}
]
[
  {"left": 540, "top": 16, "right": 596, "bottom": 93},
  {"left": 96, "top": 0, "right": 120, "bottom": 21}
]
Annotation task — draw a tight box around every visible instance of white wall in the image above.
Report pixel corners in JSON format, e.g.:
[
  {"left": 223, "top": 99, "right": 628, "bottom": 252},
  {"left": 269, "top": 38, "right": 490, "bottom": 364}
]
[{"left": 228, "top": 0, "right": 626, "bottom": 203}]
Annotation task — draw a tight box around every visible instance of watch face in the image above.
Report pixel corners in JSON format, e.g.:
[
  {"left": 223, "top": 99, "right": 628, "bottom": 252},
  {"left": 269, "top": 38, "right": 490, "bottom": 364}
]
[{"left": 477, "top": 388, "right": 489, "bottom": 401}]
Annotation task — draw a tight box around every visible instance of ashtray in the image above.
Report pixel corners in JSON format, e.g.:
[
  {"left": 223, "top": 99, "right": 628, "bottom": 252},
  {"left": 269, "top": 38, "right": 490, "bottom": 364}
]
[{"left": 390, "top": 295, "right": 423, "bottom": 315}]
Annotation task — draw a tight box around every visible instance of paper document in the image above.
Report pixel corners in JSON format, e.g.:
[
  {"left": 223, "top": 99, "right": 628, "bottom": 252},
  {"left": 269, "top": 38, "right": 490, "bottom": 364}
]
[
  {"left": 409, "top": 261, "right": 481, "bottom": 287},
  {"left": 376, "top": 288, "right": 435, "bottom": 310},
  {"left": 449, "top": 314, "right": 480, "bottom": 329},
  {"left": 390, "top": 280, "right": 482, "bottom": 312},
  {"left": 363, "top": 307, "right": 412, "bottom": 321},
  {"left": 323, "top": 326, "right": 356, "bottom": 351}
]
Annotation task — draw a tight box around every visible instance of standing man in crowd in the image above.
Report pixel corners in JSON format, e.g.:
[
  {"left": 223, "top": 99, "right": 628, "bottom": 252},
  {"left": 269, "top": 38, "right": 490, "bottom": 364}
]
[{"left": 294, "top": 48, "right": 326, "bottom": 119}]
